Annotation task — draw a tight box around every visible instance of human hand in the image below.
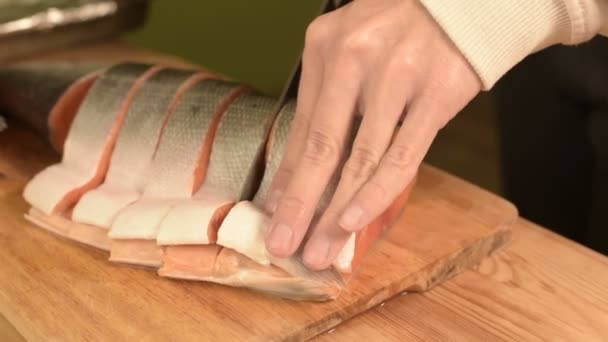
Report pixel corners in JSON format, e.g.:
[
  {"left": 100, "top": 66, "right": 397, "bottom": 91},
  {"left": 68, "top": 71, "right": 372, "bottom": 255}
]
[{"left": 264, "top": 0, "right": 481, "bottom": 270}]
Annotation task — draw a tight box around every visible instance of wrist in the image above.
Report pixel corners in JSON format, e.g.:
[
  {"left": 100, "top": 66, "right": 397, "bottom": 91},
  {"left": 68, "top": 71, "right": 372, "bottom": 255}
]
[{"left": 418, "top": 0, "right": 582, "bottom": 90}]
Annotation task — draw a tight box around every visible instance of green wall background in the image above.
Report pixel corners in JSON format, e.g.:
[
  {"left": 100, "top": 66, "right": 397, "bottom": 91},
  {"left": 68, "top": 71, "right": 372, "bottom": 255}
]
[{"left": 126, "top": 1, "right": 325, "bottom": 96}]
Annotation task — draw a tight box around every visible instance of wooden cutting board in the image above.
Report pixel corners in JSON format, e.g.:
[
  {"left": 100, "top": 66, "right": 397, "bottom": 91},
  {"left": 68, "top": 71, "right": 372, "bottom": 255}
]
[{"left": 0, "top": 119, "right": 517, "bottom": 341}]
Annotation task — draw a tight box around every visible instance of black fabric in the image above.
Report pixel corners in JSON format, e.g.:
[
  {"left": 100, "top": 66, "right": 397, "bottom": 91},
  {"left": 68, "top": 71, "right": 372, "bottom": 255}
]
[{"left": 493, "top": 36, "right": 608, "bottom": 255}]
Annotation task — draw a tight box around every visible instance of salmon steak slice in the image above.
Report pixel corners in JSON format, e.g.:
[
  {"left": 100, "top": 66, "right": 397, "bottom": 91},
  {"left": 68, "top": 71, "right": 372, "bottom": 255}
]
[
  {"left": 108, "top": 79, "right": 248, "bottom": 267},
  {"left": 18, "top": 63, "right": 417, "bottom": 301},
  {"left": 68, "top": 69, "right": 214, "bottom": 250},
  {"left": 23, "top": 63, "right": 164, "bottom": 241},
  {"left": 160, "top": 246, "right": 342, "bottom": 301},
  {"left": 156, "top": 89, "right": 277, "bottom": 246},
  {"left": 158, "top": 100, "right": 415, "bottom": 300},
  {"left": 220, "top": 99, "right": 415, "bottom": 277}
]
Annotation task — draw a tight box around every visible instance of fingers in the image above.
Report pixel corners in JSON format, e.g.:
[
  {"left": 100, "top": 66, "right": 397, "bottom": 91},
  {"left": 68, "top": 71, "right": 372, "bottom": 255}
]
[
  {"left": 301, "top": 65, "right": 411, "bottom": 269},
  {"left": 265, "top": 64, "right": 361, "bottom": 257},
  {"left": 265, "top": 19, "right": 326, "bottom": 214},
  {"left": 338, "top": 98, "right": 440, "bottom": 234}
]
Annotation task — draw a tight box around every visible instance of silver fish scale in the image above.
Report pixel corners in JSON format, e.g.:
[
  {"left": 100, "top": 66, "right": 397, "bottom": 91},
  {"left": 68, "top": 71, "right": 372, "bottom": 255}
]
[
  {"left": 63, "top": 63, "right": 150, "bottom": 169},
  {"left": 144, "top": 79, "right": 239, "bottom": 197},
  {"left": 204, "top": 90, "right": 277, "bottom": 200},
  {"left": 252, "top": 99, "right": 295, "bottom": 206},
  {"left": 105, "top": 68, "right": 197, "bottom": 185}
]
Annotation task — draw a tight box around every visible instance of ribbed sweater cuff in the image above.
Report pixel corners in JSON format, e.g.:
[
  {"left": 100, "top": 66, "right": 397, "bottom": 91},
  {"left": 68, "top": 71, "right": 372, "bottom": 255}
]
[{"left": 419, "top": 0, "right": 575, "bottom": 90}]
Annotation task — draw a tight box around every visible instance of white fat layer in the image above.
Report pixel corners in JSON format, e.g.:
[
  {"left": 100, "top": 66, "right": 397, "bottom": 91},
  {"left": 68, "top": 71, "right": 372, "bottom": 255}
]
[
  {"left": 23, "top": 165, "right": 91, "bottom": 215},
  {"left": 109, "top": 198, "right": 174, "bottom": 239},
  {"left": 157, "top": 185, "right": 235, "bottom": 245},
  {"left": 72, "top": 184, "right": 139, "bottom": 228},
  {"left": 23, "top": 64, "right": 153, "bottom": 215},
  {"left": 216, "top": 201, "right": 271, "bottom": 266}
]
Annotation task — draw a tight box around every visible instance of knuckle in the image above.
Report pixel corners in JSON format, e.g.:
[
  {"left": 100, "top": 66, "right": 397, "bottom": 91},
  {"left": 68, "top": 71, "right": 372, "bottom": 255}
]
[
  {"left": 385, "top": 144, "right": 414, "bottom": 170},
  {"left": 392, "top": 42, "right": 424, "bottom": 73},
  {"left": 305, "top": 15, "right": 332, "bottom": 47},
  {"left": 302, "top": 129, "right": 340, "bottom": 166},
  {"left": 291, "top": 110, "right": 310, "bottom": 132},
  {"left": 272, "top": 166, "right": 293, "bottom": 184},
  {"left": 343, "top": 146, "right": 380, "bottom": 179},
  {"left": 337, "top": 27, "right": 383, "bottom": 56},
  {"left": 277, "top": 195, "right": 307, "bottom": 217}
]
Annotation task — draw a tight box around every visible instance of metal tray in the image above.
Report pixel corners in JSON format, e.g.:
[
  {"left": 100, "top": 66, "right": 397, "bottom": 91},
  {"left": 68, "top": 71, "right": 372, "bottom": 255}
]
[{"left": 0, "top": 0, "right": 148, "bottom": 62}]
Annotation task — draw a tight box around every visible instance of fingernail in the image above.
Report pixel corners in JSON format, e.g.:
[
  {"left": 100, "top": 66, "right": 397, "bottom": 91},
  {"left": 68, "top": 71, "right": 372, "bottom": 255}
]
[
  {"left": 339, "top": 206, "right": 363, "bottom": 231},
  {"left": 266, "top": 189, "right": 283, "bottom": 213},
  {"left": 266, "top": 223, "right": 293, "bottom": 255},
  {"left": 304, "top": 238, "right": 330, "bottom": 269}
]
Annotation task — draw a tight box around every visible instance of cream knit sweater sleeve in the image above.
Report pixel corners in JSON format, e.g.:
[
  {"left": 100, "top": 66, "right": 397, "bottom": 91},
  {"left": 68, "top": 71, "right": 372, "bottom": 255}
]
[{"left": 418, "top": 0, "right": 608, "bottom": 90}]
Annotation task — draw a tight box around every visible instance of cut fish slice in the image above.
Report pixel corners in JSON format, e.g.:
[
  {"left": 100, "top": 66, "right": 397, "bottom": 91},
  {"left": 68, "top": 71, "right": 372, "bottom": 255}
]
[
  {"left": 156, "top": 90, "right": 277, "bottom": 246},
  {"left": 68, "top": 69, "right": 213, "bottom": 250},
  {"left": 25, "top": 207, "right": 111, "bottom": 251},
  {"left": 213, "top": 99, "right": 413, "bottom": 297},
  {"left": 48, "top": 70, "right": 101, "bottom": 152},
  {"left": 159, "top": 100, "right": 346, "bottom": 300},
  {"left": 159, "top": 247, "right": 341, "bottom": 301},
  {"left": 23, "top": 64, "right": 164, "bottom": 248},
  {"left": 108, "top": 79, "right": 248, "bottom": 267},
  {"left": 219, "top": 99, "right": 415, "bottom": 276},
  {"left": 214, "top": 101, "right": 308, "bottom": 265},
  {"left": 23, "top": 63, "right": 163, "bottom": 217}
]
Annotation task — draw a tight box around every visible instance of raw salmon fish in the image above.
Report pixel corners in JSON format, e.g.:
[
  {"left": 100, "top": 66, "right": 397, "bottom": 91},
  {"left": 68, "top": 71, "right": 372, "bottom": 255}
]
[
  {"left": 198, "top": 99, "right": 415, "bottom": 299},
  {"left": 18, "top": 63, "right": 415, "bottom": 301},
  {"left": 159, "top": 100, "right": 346, "bottom": 301},
  {"left": 108, "top": 79, "right": 248, "bottom": 267},
  {"left": 0, "top": 63, "right": 102, "bottom": 151},
  {"left": 67, "top": 69, "right": 214, "bottom": 250},
  {"left": 23, "top": 63, "right": 163, "bottom": 242},
  {"left": 156, "top": 90, "right": 277, "bottom": 246}
]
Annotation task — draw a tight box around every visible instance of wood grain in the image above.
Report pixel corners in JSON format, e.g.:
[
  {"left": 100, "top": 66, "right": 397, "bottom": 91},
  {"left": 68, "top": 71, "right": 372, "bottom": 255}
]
[
  {"left": 0, "top": 43, "right": 517, "bottom": 341},
  {"left": 316, "top": 219, "right": 608, "bottom": 341},
  {"left": 0, "top": 313, "right": 24, "bottom": 342},
  {"left": 0, "top": 121, "right": 516, "bottom": 341}
]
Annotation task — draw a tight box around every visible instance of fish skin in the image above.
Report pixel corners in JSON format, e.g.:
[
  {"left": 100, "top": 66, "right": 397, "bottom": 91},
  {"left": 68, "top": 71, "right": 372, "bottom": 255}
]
[
  {"left": 108, "top": 80, "right": 244, "bottom": 239},
  {"left": 108, "top": 79, "right": 247, "bottom": 267},
  {"left": 160, "top": 100, "right": 346, "bottom": 301},
  {"left": 23, "top": 63, "right": 161, "bottom": 216},
  {"left": 156, "top": 89, "right": 278, "bottom": 245},
  {"left": 203, "top": 91, "right": 278, "bottom": 201},
  {"left": 252, "top": 100, "right": 295, "bottom": 207},
  {"left": 0, "top": 63, "right": 103, "bottom": 144},
  {"left": 216, "top": 99, "right": 357, "bottom": 269},
  {"left": 65, "top": 70, "right": 215, "bottom": 252},
  {"left": 71, "top": 69, "right": 209, "bottom": 229},
  {"left": 17, "top": 63, "right": 414, "bottom": 301}
]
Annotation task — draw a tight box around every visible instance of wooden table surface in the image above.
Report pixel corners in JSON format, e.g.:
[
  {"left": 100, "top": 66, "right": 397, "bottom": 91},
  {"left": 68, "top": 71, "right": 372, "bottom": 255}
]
[
  {"left": 2, "top": 41, "right": 608, "bottom": 341},
  {"left": 317, "top": 218, "right": 608, "bottom": 341}
]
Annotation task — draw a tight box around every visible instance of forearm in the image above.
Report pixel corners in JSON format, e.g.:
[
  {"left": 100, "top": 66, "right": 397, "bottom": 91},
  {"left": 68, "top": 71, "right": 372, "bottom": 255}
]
[{"left": 419, "top": 0, "right": 608, "bottom": 90}]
